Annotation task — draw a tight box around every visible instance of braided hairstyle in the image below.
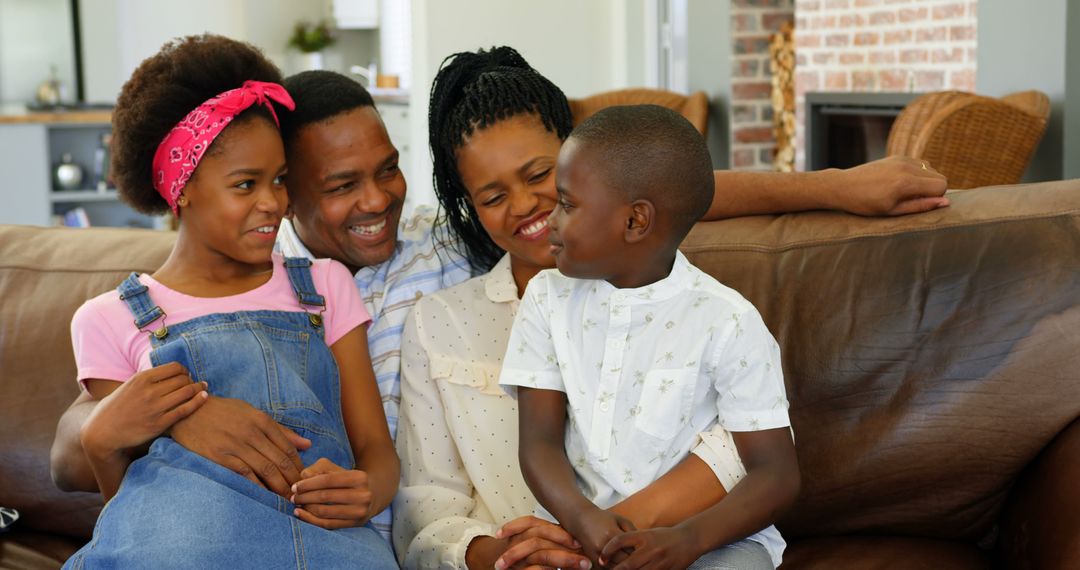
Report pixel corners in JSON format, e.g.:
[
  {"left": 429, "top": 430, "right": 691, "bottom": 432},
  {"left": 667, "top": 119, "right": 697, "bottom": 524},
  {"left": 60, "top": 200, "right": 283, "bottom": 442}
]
[
  {"left": 428, "top": 46, "right": 573, "bottom": 272},
  {"left": 111, "top": 34, "right": 283, "bottom": 214}
]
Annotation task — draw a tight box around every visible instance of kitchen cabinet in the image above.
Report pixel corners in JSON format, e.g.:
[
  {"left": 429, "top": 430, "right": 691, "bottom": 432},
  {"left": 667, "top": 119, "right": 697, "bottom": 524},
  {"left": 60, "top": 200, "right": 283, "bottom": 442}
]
[
  {"left": 378, "top": 101, "right": 410, "bottom": 183},
  {"left": 0, "top": 112, "right": 164, "bottom": 228},
  {"left": 332, "top": 0, "right": 378, "bottom": 29}
]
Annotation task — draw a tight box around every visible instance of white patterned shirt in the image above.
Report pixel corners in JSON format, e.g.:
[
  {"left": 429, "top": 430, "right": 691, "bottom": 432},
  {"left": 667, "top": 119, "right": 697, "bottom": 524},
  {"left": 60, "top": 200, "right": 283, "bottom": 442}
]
[
  {"left": 499, "top": 251, "right": 790, "bottom": 566},
  {"left": 394, "top": 255, "right": 752, "bottom": 569},
  {"left": 277, "top": 206, "right": 472, "bottom": 543}
]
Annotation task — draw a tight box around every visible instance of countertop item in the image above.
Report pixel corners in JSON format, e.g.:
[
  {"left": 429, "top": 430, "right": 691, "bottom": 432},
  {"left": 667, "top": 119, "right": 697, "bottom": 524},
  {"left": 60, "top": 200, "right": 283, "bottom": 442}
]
[
  {"left": 369, "top": 87, "right": 409, "bottom": 105},
  {"left": 0, "top": 104, "right": 111, "bottom": 124}
]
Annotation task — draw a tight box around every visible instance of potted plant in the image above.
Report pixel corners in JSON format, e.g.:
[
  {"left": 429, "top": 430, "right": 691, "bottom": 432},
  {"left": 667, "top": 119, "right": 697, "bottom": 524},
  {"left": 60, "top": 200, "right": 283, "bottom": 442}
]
[{"left": 288, "top": 21, "right": 336, "bottom": 70}]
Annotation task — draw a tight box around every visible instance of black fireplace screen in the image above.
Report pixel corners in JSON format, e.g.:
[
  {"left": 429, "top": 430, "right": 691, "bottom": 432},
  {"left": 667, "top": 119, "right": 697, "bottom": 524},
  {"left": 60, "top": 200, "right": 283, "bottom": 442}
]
[{"left": 805, "top": 92, "right": 918, "bottom": 171}]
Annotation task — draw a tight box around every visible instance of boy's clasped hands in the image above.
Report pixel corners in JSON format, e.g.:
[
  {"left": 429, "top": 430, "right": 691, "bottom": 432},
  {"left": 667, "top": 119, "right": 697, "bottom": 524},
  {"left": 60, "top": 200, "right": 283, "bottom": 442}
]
[{"left": 494, "top": 508, "right": 701, "bottom": 570}]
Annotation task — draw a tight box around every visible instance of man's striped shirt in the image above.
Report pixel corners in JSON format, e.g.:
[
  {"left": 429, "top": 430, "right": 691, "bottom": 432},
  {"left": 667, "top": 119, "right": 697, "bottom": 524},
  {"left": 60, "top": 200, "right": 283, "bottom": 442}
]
[{"left": 277, "top": 207, "right": 472, "bottom": 543}]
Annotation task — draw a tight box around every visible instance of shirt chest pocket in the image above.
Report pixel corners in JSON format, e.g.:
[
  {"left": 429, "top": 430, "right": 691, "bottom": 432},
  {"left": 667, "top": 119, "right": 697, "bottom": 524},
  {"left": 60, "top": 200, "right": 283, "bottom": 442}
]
[{"left": 634, "top": 368, "right": 698, "bottom": 441}]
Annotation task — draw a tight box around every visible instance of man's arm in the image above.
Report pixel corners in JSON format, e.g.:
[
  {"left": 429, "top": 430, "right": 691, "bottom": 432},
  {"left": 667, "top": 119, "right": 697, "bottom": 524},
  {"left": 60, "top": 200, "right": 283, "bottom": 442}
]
[
  {"left": 51, "top": 391, "right": 100, "bottom": 492},
  {"left": 704, "top": 156, "right": 949, "bottom": 220}
]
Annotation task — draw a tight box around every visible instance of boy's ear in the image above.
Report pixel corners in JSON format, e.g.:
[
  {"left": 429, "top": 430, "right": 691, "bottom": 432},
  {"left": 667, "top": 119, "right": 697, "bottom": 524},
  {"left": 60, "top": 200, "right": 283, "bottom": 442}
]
[{"left": 624, "top": 199, "right": 654, "bottom": 244}]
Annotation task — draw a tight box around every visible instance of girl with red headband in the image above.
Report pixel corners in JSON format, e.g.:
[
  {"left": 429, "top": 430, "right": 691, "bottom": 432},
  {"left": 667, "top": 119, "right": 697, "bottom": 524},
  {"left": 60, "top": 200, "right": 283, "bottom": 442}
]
[{"left": 63, "top": 35, "right": 397, "bottom": 568}]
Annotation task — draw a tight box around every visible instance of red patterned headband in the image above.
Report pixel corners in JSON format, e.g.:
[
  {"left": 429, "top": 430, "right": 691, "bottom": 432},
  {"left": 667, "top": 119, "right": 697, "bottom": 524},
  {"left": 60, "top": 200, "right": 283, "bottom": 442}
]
[{"left": 152, "top": 80, "right": 295, "bottom": 214}]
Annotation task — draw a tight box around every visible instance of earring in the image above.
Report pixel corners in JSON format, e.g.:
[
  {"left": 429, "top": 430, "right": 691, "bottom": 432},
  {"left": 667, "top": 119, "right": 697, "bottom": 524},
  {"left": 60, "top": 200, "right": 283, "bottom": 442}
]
[{"left": 176, "top": 195, "right": 188, "bottom": 207}]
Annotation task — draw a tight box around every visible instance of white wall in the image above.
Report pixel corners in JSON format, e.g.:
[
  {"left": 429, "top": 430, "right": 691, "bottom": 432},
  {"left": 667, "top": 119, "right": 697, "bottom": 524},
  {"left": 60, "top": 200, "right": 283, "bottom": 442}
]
[
  {"left": 687, "top": 0, "right": 730, "bottom": 169},
  {"left": 79, "top": 0, "right": 324, "bottom": 102},
  {"left": 0, "top": 0, "right": 77, "bottom": 104},
  {"left": 1066, "top": 1, "right": 1079, "bottom": 180},
  {"left": 976, "top": 0, "right": 1068, "bottom": 182}
]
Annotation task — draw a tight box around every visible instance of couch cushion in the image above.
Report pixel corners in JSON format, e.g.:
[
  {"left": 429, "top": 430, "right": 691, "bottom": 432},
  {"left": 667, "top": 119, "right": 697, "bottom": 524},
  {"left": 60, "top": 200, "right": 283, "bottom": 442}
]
[
  {"left": 780, "top": 536, "right": 991, "bottom": 569},
  {"left": 681, "top": 180, "right": 1080, "bottom": 543},
  {"left": 0, "top": 226, "right": 176, "bottom": 539},
  {"left": 0, "top": 531, "right": 84, "bottom": 570}
]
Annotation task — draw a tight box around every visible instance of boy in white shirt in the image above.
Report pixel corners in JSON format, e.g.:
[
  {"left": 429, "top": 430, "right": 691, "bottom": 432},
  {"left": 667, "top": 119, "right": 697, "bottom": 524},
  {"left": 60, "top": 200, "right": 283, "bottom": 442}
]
[{"left": 499, "top": 105, "right": 800, "bottom": 569}]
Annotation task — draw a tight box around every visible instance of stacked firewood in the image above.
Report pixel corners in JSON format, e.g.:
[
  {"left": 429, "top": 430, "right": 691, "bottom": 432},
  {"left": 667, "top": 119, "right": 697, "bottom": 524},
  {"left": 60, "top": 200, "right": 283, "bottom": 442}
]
[{"left": 770, "top": 21, "right": 796, "bottom": 172}]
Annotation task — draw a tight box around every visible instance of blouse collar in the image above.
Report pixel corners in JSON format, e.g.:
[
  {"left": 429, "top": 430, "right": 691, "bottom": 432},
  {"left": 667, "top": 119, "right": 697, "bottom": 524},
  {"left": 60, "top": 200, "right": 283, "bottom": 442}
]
[{"left": 483, "top": 254, "right": 519, "bottom": 305}]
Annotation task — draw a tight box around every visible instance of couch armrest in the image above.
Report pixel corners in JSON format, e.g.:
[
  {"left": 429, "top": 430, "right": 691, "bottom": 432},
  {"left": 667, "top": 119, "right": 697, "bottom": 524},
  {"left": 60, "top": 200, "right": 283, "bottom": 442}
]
[{"left": 998, "top": 417, "right": 1080, "bottom": 569}]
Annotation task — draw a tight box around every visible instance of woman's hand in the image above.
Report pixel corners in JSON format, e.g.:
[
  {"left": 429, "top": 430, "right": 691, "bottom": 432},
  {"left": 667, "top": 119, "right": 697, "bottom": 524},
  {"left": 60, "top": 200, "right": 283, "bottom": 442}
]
[
  {"left": 490, "top": 515, "right": 591, "bottom": 570},
  {"left": 291, "top": 458, "right": 375, "bottom": 529},
  {"left": 601, "top": 527, "right": 700, "bottom": 570},
  {"left": 80, "top": 362, "right": 207, "bottom": 457}
]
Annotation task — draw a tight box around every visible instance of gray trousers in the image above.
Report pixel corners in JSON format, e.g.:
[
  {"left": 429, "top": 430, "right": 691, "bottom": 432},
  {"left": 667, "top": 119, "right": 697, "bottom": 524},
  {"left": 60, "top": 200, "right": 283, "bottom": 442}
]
[{"left": 687, "top": 538, "right": 774, "bottom": 570}]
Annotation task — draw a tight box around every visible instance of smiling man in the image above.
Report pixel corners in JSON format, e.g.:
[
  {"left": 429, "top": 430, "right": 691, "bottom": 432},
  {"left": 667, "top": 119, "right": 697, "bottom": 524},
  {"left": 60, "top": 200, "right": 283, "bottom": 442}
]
[
  {"left": 274, "top": 71, "right": 474, "bottom": 543},
  {"left": 277, "top": 72, "right": 471, "bottom": 439}
]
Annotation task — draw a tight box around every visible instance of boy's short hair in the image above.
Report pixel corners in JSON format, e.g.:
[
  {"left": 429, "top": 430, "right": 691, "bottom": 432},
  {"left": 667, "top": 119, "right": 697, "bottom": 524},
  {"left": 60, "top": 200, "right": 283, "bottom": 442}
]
[
  {"left": 280, "top": 70, "right": 375, "bottom": 146},
  {"left": 568, "top": 104, "right": 713, "bottom": 237}
]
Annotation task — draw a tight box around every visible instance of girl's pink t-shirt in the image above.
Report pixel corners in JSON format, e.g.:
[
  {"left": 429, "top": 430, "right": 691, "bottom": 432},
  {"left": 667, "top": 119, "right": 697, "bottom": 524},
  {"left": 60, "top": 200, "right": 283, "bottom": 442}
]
[{"left": 71, "top": 254, "right": 369, "bottom": 386}]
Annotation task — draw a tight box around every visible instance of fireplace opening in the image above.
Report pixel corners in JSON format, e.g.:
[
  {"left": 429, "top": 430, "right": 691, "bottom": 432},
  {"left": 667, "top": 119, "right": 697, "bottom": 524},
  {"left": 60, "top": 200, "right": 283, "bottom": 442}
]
[{"left": 805, "top": 92, "right": 918, "bottom": 171}]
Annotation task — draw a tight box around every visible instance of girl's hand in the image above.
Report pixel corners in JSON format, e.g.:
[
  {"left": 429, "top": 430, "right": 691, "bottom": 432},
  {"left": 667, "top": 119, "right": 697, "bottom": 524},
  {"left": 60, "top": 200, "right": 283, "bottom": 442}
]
[
  {"left": 81, "top": 362, "right": 208, "bottom": 457},
  {"left": 492, "top": 515, "right": 591, "bottom": 570},
  {"left": 601, "top": 527, "right": 699, "bottom": 570},
  {"left": 291, "top": 457, "right": 374, "bottom": 529}
]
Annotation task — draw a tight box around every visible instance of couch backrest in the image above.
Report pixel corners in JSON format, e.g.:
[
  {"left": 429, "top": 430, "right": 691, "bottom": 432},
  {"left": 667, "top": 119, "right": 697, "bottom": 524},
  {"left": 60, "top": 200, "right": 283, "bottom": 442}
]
[
  {"left": 0, "top": 226, "right": 175, "bottom": 538},
  {"left": 3, "top": 180, "right": 1079, "bottom": 544},
  {"left": 681, "top": 180, "right": 1080, "bottom": 543}
]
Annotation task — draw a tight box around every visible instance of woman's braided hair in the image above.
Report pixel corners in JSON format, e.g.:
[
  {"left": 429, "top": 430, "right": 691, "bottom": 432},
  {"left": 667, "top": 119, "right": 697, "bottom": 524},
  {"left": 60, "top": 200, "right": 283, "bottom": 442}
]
[{"left": 428, "top": 46, "right": 573, "bottom": 272}]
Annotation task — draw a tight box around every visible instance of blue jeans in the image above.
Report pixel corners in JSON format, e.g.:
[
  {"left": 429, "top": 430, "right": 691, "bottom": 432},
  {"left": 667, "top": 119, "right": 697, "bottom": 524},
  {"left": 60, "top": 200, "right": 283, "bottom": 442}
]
[{"left": 65, "top": 259, "right": 396, "bottom": 569}]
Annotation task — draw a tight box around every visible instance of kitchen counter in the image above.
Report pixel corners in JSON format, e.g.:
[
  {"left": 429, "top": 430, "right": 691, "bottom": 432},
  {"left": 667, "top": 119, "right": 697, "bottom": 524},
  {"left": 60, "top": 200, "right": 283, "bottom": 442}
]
[
  {"left": 369, "top": 87, "right": 409, "bottom": 105},
  {"left": 0, "top": 104, "right": 111, "bottom": 125}
]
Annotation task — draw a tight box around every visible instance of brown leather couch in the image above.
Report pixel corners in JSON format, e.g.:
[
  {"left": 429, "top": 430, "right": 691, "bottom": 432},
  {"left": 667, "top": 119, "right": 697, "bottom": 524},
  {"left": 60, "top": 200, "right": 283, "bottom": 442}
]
[{"left": 1, "top": 180, "right": 1078, "bottom": 569}]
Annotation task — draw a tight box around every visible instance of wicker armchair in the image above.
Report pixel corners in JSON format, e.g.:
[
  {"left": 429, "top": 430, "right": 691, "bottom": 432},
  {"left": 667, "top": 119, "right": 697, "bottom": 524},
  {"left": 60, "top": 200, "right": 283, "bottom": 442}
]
[
  {"left": 567, "top": 88, "right": 710, "bottom": 135},
  {"left": 885, "top": 90, "right": 1050, "bottom": 189}
]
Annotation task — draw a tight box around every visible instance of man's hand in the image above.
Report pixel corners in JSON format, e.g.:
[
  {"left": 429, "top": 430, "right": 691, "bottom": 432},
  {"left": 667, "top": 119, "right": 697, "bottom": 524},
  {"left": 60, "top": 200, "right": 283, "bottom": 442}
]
[
  {"left": 80, "top": 362, "right": 207, "bottom": 457},
  {"left": 601, "top": 527, "right": 700, "bottom": 570},
  {"left": 290, "top": 458, "right": 374, "bottom": 530},
  {"left": 169, "top": 396, "right": 311, "bottom": 497},
  {"left": 837, "top": 156, "right": 949, "bottom": 216},
  {"left": 490, "top": 515, "right": 591, "bottom": 570}
]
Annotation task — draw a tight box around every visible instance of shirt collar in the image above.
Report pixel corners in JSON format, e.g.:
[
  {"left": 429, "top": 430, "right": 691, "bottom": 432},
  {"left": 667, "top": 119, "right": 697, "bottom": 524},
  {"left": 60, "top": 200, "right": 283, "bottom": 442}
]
[
  {"left": 276, "top": 218, "right": 316, "bottom": 261},
  {"left": 484, "top": 254, "right": 519, "bottom": 304},
  {"left": 596, "top": 251, "right": 693, "bottom": 302}
]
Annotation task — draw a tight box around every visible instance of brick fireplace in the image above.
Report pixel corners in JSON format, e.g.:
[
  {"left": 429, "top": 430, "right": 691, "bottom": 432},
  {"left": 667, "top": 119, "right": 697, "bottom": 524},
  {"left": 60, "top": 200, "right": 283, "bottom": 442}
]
[{"left": 728, "top": 0, "right": 979, "bottom": 171}]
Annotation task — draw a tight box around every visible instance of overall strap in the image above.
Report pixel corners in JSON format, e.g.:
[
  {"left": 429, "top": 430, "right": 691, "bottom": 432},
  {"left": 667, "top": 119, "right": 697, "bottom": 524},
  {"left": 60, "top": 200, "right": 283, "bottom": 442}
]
[
  {"left": 283, "top": 258, "right": 326, "bottom": 328},
  {"left": 117, "top": 273, "right": 167, "bottom": 333}
]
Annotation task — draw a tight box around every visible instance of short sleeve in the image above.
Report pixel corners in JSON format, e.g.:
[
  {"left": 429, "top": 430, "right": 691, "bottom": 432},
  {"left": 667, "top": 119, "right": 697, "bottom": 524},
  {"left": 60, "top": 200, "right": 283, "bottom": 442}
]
[
  {"left": 71, "top": 300, "right": 136, "bottom": 386},
  {"left": 709, "top": 307, "right": 790, "bottom": 432},
  {"left": 318, "top": 259, "right": 371, "bottom": 346},
  {"left": 498, "top": 275, "right": 563, "bottom": 393},
  {"left": 690, "top": 424, "right": 746, "bottom": 492}
]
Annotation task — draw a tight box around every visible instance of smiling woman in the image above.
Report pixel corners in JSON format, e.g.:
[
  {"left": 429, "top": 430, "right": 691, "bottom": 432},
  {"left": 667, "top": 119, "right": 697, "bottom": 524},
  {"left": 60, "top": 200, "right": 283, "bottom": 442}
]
[
  {"left": 454, "top": 113, "right": 562, "bottom": 295},
  {"left": 393, "top": 46, "right": 743, "bottom": 570}
]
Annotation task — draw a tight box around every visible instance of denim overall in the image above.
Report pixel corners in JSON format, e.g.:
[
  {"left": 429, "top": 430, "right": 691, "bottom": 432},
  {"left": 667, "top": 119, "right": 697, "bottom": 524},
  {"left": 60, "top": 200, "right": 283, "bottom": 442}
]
[{"left": 65, "top": 258, "right": 396, "bottom": 569}]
